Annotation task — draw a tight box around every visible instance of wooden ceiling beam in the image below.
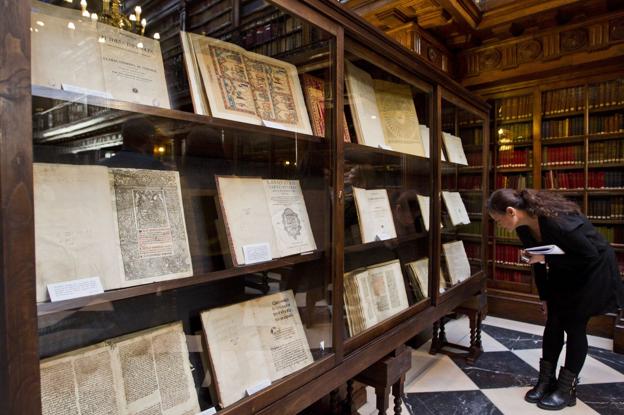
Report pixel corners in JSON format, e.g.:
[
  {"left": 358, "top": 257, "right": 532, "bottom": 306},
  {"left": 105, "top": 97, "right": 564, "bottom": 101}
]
[
  {"left": 478, "top": 0, "right": 583, "bottom": 30},
  {"left": 436, "top": 0, "right": 482, "bottom": 31}
]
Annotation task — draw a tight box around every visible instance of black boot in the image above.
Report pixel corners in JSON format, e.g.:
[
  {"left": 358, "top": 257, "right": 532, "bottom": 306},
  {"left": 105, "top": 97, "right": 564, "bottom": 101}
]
[
  {"left": 524, "top": 359, "right": 557, "bottom": 403},
  {"left": 537, "top": 367, "right": 578, "bottom": 410}
]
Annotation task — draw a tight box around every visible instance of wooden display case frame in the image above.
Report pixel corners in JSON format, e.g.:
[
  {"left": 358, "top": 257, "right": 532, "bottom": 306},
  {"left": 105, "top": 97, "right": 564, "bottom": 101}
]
[{"left": 0, "top": 0, "right": 490, "bottom": 413}]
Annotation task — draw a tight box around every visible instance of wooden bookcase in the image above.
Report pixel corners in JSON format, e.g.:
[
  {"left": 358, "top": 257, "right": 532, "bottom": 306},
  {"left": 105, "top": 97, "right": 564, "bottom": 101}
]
[
  {"left": 484, "top": 73, "right": 624, "bottom": 345},
  {"left": 0, "top": 0, "right": 490, "bottom": 413}
]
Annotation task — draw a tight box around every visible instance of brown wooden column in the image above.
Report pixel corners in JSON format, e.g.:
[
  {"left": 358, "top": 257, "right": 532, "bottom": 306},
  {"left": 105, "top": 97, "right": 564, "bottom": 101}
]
[{"left": 0, "top": 0, "right": 40, "bottom": 413}]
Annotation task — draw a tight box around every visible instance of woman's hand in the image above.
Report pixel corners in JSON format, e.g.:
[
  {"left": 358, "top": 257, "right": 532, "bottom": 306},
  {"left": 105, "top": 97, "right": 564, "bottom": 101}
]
[
  {"left": 540, "top": 301, "right": 548, "bottom": 318},
  {"left": 520, "top": 250, "right": 545, "bottom": 264}
]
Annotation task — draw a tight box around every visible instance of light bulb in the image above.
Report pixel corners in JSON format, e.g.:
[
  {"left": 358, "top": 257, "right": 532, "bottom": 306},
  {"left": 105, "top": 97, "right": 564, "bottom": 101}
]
[{"left": 153, "top": 32, "right": 160, "bottom": 40}]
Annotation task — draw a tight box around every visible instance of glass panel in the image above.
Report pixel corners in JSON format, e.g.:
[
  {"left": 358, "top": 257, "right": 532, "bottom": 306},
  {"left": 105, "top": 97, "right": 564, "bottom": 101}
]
[
  {"left": 31, "top": 0, "right": 336, "bottom": 412},
  {"left": 342, "top": 47, "right": 433, "bottom": 343},
  {"left": 439, "top": 99, "right": 486, "bottom": 296}
]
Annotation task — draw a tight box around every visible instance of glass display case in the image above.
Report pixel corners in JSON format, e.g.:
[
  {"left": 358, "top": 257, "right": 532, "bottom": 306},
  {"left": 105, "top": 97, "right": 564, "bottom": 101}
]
[{"left": 0, "top": 1, "right": 490, "bottom": 413}]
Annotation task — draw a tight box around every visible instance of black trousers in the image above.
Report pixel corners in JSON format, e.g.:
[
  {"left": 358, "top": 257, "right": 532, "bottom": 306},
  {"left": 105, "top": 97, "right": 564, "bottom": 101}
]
[{"left": 542, "top": 310, "right": 591, "bottom": 375}]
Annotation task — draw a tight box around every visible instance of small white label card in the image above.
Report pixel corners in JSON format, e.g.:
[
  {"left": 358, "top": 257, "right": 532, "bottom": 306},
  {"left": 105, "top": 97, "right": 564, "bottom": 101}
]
[
  {"left": 47, "top": 276, "right": 104, "bottom": 302},
  {"left": 243, "top": 242, "right": 272, "bottom": 265},
  {"left": 246, "top": 378, "right": 271, "bottom": 396},
  {"left": 197, "top": 408, "right": 217, "bottom": 415}
]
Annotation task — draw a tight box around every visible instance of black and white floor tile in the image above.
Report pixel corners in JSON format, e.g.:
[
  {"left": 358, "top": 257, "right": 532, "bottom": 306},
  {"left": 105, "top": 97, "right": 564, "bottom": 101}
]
[{"left": 358, "top": 316, "right": 624, "bottom": 415}]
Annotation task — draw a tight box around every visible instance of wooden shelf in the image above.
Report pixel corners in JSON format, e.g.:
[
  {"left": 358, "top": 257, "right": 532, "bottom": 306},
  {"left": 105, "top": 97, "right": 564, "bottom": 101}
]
[
  {"left": 496, "top": 140, "right": 532, "bottom": 147},
  {"left": 32, "top": 85, "right": 322, "bottom": 144},
  {"left": 458, "top": 165, "right": 484, "bottom": 173},
  {"left": 541, "top": 164, "right": 584, "bottom": 171},
  {"left": 344, "top": 142, "right": 431, "bottom": 167},
  {"left": 493, "top": 262, "right": 532, "bottom": 272},
  {"left": 542, "top": 109, "right": 585, "bottom": 119},
  {"left": 457, "top": 189, "right": 482, "bottom": 193},
  {"left": 36, "top": 251, "right": 324, "bottom": 316},
  {"left": 588, "top": 162, "right": 624, "bottom": 169},
  {"left": 541, "top": 135, "right": 585, "bottom": 145},
  {"left": 588, "top": 132, "right": 624, "bottom": 141},
  {"left": 588, "top": 103, "right": 624, "bottom": 114},
  {"left": 588, "top": 188, "right": 624, "bottom": 195},
  {"left": 588, "top": 219, "right": 624, "bottom": 225},
  {"left": 494, "top": 237, "right": 522, "bottom": 245},
  {"left": 496, "top": 118, "right": 532, "bottom": 126},
  {"left": 441, "top": 232, "right": 482, "bottom": 242},
  {"left": 496, "top": 166, "right": 532, "bottom": 173},
  {"left": 545, "top": 189, "right": 584, "bottom": 194},
  {"left": 344, "top": 233, "right": 428, "bottom": 254}
]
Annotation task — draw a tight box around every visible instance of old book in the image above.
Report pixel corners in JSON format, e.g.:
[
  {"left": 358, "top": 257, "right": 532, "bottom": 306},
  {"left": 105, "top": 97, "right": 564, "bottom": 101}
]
[
  {"left": 441, "top": 191, "right": 471, "bottom": 226},
  {"left": 442, "top": 240, "right": 471, "bottom": 285},
  {"left": 31, "top": 1, "right": 170, "bottom": 108},
  {"left": 200, "top": 290, "right": 313, "bottom": 408},
  {"left": 373, "top": 79, "right": 424, "bottom": 157},
  {"left": 419, "top": 125, "right": 446, "bottom": 161},
  {"left": 442, "top": 132, "right": 468, "bottom": 165},
  {"left": 111, "top": 168, "right": 193, "bottom": 286},
  {"left": 352, "top": 187, "right": 397, "bottom": 243},
  {"left": 416, "top": 194, "right": 430, "bottom": 231},
  {"left": 345, "top": 61, "right": 385, "bottom": 148},
  {"left": 343, "top": 260, "right": 409, "bottom": 336},
  {"left": 182, "top": 31, "right": 312, "bottom": 134},
  {"left": 301, "top": 74, "right": 351, "bottom": 142},
  {"left": 405, "top": 257, "right": 448, "bottom": 300},
  {"left": 40, "top": 322, "right": 200, "bottom": 415},
  {"left": 34, "top": 164, "right": 193, "bottom": 302},
  {"left": 215, "top": 176, "right": 316, "bottom": 266}
]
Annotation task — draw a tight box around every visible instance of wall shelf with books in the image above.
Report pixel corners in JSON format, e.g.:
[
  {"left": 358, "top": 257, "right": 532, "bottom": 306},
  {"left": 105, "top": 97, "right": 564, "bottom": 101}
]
[
  {"left": 1, "top": 1, "right": 492, "bottom": 414},
  {"left": 480, "top": 75, "right": 624, "bottom": 346}
]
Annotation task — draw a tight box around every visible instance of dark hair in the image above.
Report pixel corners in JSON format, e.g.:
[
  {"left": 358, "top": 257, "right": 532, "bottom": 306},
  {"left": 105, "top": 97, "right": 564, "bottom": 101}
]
[{"left": 487, "top": 188, "right": 581, "bottom": 217}]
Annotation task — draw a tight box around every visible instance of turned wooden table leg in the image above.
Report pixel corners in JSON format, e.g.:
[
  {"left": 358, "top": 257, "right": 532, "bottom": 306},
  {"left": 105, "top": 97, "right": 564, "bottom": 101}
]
[
  {"left": 391, "top": 374, "right": 405, "bottom": 415},
  {"left": 375, "top": 385, "right": 390, "bottom": 415},
  {"left": 330, "top": 388, "right": 339, "bottom": 415},
  {"left": 345, "top": 379, "right": 354, "bottom": 414}
]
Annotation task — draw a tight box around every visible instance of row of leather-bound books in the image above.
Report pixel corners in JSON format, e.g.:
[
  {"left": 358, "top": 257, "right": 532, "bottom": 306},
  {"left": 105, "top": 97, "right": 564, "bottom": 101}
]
[
  {"left": 587, "top": 197, "right": 624, "bottom": 220},
  {"left": 542, "top": 86, "right": 585, "bottom": 115},
  {"left": 595, "top": 226, "right": 624, "bottom": 243},
  {"left": 497, "top": 95, "right": 533, "bottom": 121}
]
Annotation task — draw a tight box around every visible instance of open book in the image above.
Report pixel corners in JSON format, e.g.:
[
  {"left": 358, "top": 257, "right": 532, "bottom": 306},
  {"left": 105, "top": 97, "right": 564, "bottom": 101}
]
[
  {"left": 525, "top": 245, "right": 565, "bottom": 255},
  {"left": 405, "top": 257, "right": 448, "bottom": 300},
  {"left": 442, "top": 191, "right": 471, "bottom": 226},
  {"left": 301, "top": 73, "right": 351, "bottom": 142},
  {"left": 345, "top": 61, "right": 424, "bottom": 155},
  {"left": 343, "top": 260, "right": 409, "bottom": 336},
  {"left": 181, "top": 31, "right": 312, "bottom": 134},
  {"left": 31, "top": 1, "right": 170, "bottom": 108},
  {"left": 352, "top": 187, "right": 397, "bottom": 243},
  {"left": 215, "top": 176, "right": 317, "bottom": 266},
  {"left": 442, "top": 240, "right": 472, "bottom": 285},
  {"left": 200, "top": 290, "right": 313, "bottom": 408},
  {"left": 34, "top": 164, "right": 193, "bottom": 302},
  {"left": 40, "top": 322, "right": 200, "bottom": 415},
  {"left": 442, "top": 132, "right": 468, "bottom": 165}
]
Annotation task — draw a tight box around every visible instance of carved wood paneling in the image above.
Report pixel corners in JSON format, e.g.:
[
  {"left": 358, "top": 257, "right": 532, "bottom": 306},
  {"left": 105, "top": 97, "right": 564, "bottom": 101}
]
[
  {"left": 459, "top": 11, "right": 624, "bottom": 88},
  {"left": 386, "top": 22, "right": 452, "bottom": 73}
]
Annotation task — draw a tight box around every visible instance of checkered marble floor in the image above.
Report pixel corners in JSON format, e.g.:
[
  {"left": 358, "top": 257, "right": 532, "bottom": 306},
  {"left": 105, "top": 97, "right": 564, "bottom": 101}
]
[{"left": 358, "top": 316, "right": 624, "bottom": 415}]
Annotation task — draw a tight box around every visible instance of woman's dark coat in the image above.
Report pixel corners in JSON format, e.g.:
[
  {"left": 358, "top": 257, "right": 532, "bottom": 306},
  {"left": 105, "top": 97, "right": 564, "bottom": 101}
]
[{"left": 516, "top": 213, "right": 624, "bottom": 319}]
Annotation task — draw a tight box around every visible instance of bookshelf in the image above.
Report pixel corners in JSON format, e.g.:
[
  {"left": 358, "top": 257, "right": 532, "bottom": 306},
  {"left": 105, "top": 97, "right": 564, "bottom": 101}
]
[{"left": 486, "top": 76, "right": 624, "bottom": 342}]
